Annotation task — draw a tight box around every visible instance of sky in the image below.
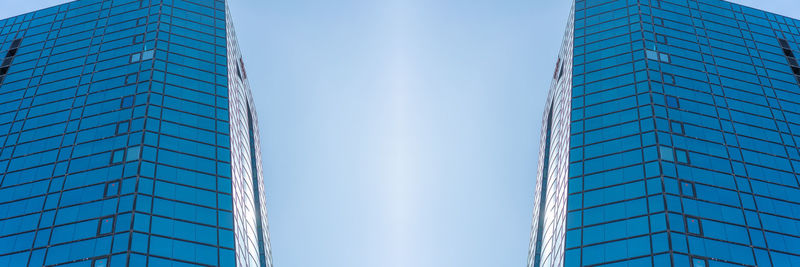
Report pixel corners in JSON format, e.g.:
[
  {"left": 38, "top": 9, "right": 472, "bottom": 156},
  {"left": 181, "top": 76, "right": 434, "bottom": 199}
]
[{"left": 2, "top": 0, "right": 800, "bottom": 267}]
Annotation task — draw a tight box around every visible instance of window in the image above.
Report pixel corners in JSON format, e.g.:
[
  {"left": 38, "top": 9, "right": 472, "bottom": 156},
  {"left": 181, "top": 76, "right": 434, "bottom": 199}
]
[
  {"left": 662, "top": 73, "right": 674, "bottom": 84},
  {"left": 691, "top": 257, "right": 708, "bottom": 267},
  {"left": 675, "top": 149, "right": 689, "bottom": 163},
  {"left": 246, "top": 107, "right": 269, "bottom": 264},
  {"left": 553, "top": 58, "right": 562, "bottom": 79},
  {"left": 670, "top": 121, "right": 684, "bottom": 135},
  {"left": 97, "top": 216, "right": 115, "bottom": 235},
  {"left": 778, "top": 38, "right": 800, "bottom": 80},
  {"left": 131, "top": 49, "right": 155, "bottom": 62},
  {"left": 686, "top": 216, "right": 702, "bottom": 235},
  {"left": 779, "top": 38, "right": 791, "bottom": 48},
  {"left": 660, "top": 146, "right": 674, "bottom": 161},
  {"left": 656, "top": 34, "right": 668, "bottom": 44},
  {"left": 533, "top": 108, "right": 555, "bottom": 264},
  {"left": 105, "top": 181, "right": 120, "bottom": 197},
  {"left": 665, "top": 95, "right": 679, "bottom": 108},
  {"left": 646, "top": 50, "right": 671, "bottom": 62},
  {"left": 126, "top": 146, "right": 140, "bottom": 161},
  {"left": 654, "top": 17, "right": 664, "bottom": 26},
  {"left": 659, "top": 53, "right": 670, "bottom": 62},
  {"left": 647, "top": 50, "right": 659, "bottom": 60},
  {"left": 142, "top": 50, "right": 154, "bottom": 60},
  {"left": 111, "top": 149, "right": 125, "bottom": 164},
  {"left": 121, "top": 95, "right": 134, "bottom": 108},
  {"left": 5, "top": 48, "right": 17, "bottom": 58},
  {"left": 126, "top": 73, "right": 138, "bottom": 84},
  {"left": 0, "top": 66, "right": 7, "bottom": 75},
  {"left": 240, "top": 58, "right": 248, "bottom": 79},
  {"left": 133, "top": 34, "right": 144, "bottom": 44},
  {"left": 137, "top": 17, "right": 146, "bottom": 26},
  {"left": 779, "top": 38, "right": 795, "bottom": 57},
  {"left": 116, "top": 121, "right": 130, "bottom": 134},
  {"left": 679, "top": 180, "right": 696, "bottom": 198},
  {"left": 92, "top": 257, "right": 108, "bottom": 267}
]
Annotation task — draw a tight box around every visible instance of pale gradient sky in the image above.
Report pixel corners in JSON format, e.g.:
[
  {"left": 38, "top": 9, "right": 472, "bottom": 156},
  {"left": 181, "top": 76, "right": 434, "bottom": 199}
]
[{"left": 2, "top": 1, "right": 800, "bottom": 267}]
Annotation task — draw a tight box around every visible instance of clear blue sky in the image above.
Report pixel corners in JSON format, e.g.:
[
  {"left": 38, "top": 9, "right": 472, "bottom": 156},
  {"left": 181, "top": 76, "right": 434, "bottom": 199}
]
[{"left": 2, "top": 1, "right": 800, "bottom": 266}]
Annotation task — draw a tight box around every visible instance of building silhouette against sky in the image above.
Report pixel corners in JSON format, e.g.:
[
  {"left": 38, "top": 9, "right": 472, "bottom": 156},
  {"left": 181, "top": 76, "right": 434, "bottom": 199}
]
[
  {"left": 530, "top": 0, "right": 800, "bottom": 266},
  {"left": 0, "top": 0, "right": 271, "bottom": 266}
]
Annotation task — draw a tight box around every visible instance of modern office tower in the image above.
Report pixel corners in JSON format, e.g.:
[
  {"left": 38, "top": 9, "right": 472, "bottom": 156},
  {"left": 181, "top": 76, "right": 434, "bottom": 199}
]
[
  {"left": 0, "top": 0, "right": 272, "bottom": 266},
  {"left": 529, "top": 0, "right": 800, "bottom": 266}
]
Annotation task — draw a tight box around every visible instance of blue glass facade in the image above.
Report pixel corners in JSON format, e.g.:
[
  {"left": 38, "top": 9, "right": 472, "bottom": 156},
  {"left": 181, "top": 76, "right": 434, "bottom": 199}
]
[
  {"left": 531, "top": 0, "right": 800, "bottom": 266},
  {"left": 0, "top": 0, "right": 271, "bottom": 266}
]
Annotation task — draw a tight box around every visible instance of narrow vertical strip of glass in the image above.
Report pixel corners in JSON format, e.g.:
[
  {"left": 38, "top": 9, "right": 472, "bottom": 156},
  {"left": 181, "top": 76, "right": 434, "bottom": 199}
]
[
  {"left": 247, "top": 106, "right": 268, "bottom": 267},
  {"left": 533, "top": 107, "right": 555, "bottom": 267}
]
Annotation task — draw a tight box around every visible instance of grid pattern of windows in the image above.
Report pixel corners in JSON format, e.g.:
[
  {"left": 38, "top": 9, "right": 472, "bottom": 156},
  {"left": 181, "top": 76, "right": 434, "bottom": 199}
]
[
  {"left": 532, "top": 0, "right": 800, "bottom": 266},
  {"left": 0, "top": 0, "right": 271, "bottom": 266}
]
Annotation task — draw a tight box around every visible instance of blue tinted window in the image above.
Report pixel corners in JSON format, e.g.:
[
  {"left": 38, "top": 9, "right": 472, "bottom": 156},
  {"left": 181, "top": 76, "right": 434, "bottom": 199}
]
[
  {"left": 656, "top": 34, "right": 667, "bottom": 44},
  {"left": 116, "top": 121, "right": 130, "bottom": 134},
  {"left": 665, "top": 96, "right": 679, "bottom": 108},
  {"left": 105, "top": 181, "right": 120, "bottom": 197},
  {"left": 646, "top": 50, "right": 659, "bottom": 60},
  {"left": 692, "top": 257, "right": 707, "bottom": 267},
  {"left": 121, "top": 95, "right": 134, "bottom": 108},
  {"left": 111, "top": 149, "right": 125, "bottom": 164},
  {"left": 670, "top": 121, "right": 684, "bottom": 134},
  {"left": 686, "top": 217, "right": 702, "bottom": 235},
  {"left": 126, "top": 146, "right": 140, "bottom": 162},
  {"left": 680, "top": 180, "right": 696, "bottom": 198},
  {"left": 98, "top": 217, "right": 114, "bottom": 235},
  {"left": 661, "top": 147, "right": 674, "bottom": 161},
  {"left": 126, "top": 73, "right": 138, "bottom": 84},
  {"left": 659, "top": 53, "right": 670, "bottom": 62},
  {"left": 93, "top": 258, "right": 108, "bottom": 267},
  {"left": 662, "top": 73, "right": 674, "bottom": 84},
  {"left": 142, "top": 50, "right": 154, "bottom": 60},
  {"left": 675, "top": 149, "right": 688, "bottom": 164}
]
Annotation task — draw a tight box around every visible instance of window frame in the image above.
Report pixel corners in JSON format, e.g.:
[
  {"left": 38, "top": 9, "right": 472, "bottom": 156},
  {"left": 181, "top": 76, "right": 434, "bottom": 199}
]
[
  {"left": 685, "top": 216, "right": 703, "bottom": 236},
  {"left": 679, "top": 179, "right": 696, "bottom": 198},
  {"left": 97, "top": 216, "right": 116, "bottom": 235}
]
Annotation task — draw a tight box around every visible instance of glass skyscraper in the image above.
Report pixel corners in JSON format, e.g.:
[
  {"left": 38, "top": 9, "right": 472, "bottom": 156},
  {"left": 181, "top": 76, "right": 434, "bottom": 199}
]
[
  {"left": 0, "top": 0, "right": 271, "bottom": 266},
  {"left": 530, "top": 0, "right": 800, "bottom": 266}
]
